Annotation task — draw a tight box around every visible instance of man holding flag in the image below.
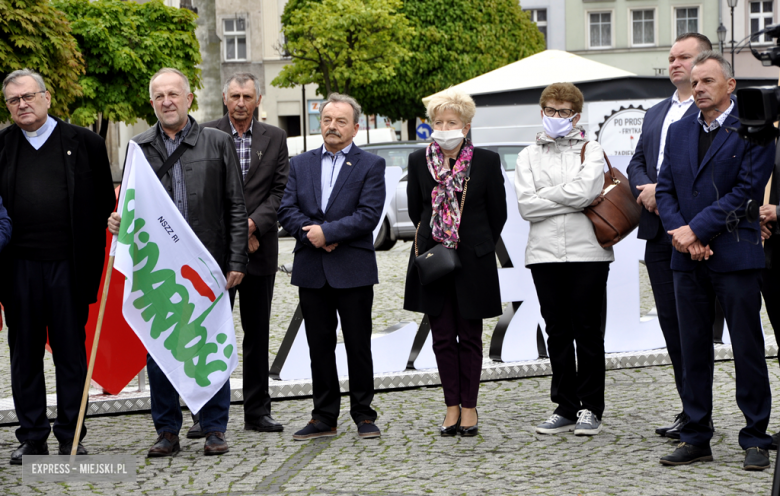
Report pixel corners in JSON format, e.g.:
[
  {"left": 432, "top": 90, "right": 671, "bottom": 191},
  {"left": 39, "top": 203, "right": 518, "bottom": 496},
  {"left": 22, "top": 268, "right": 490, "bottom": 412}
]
[{"left": 108, "top": 68, "right": 247, "bottom": 457}]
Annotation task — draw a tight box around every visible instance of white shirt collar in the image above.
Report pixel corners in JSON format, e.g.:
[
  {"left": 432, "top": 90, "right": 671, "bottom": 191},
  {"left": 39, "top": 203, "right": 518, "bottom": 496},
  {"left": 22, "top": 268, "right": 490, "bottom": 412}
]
[
  {"left": 671, "top": 90, "right": 694, "bottom": 106},
  {"left": 23, "top": 115, "right": 54, "bottom": 138},
  {"left": 697, "top": 99, "right": 735, "bottom": 133}
]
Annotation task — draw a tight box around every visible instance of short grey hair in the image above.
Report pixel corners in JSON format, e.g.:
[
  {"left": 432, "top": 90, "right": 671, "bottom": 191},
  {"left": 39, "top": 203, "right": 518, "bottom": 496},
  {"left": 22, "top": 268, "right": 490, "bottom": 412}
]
[
  {"left": 149, "top": 68, "right": 191, "bottom": 99},
  {"left": 692, "top": 51, "right": 734, "bottom": 80},
  {"left": 222, "top": 73, "right": 260, "bottom": 99},
  {"left": 2, "top": 69, "right": 47, "bottom": 97},
  {"left": 320, "top": 93, "right": 361, "bottom": 125}
]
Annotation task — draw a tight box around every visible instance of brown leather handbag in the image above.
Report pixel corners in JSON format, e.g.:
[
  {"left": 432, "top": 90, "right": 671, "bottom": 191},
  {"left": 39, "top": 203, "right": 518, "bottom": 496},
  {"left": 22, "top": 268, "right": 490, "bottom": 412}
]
[{"left": 580, "top": 142, "right": 642, "bottom": 248}]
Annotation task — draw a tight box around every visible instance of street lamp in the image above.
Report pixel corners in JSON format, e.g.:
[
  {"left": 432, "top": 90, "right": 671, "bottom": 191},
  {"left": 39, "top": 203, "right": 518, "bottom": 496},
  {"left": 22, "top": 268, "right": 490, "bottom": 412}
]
[
  {"left": 717, "top": 23, "right": 727, "bottom": 54},
  {"left": 727, "top": 0, "right": 738, "bottom": 74}
]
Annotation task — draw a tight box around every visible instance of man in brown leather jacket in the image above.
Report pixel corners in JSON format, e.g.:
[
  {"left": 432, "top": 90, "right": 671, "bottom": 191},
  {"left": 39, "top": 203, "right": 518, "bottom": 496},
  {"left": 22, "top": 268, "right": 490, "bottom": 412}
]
[{"left": 108, "top": 68, "right": 247, "bottom": 458}]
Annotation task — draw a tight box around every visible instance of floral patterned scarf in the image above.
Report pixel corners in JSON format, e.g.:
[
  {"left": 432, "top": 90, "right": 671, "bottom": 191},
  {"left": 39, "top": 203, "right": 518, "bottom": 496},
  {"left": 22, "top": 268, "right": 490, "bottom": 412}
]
[{"left": 426, "top": 139, "right": 474, "bottom": 249}]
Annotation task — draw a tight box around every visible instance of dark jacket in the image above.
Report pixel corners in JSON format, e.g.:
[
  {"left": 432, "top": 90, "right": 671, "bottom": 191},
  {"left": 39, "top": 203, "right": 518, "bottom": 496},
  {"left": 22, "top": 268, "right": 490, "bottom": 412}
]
[
  {"left": 403, "top": 147, "right": 507, "bottom": 320},
  {"left": 201, "top": 115, "right": 289, "bottom": 276},
  {"left": 764, "top": 150, "right": 780, "bottom": 269},
  {"left": 656, "top": 105, "right": 775, "bottom": 272},
  {"left": 0, "top": 117, "right": 115, "bottom": 304},
  {"left": 627, "top": 96, "right": 699, "bottom": 240},
  {"left": 0, "top": 194, "right": 10, "bottom": 253},
  {"left": 278, "top": 144, "right": 386, "bottom": 289},
  {"left": 131, "top": 118, "right": 248, "bottom": 274}
]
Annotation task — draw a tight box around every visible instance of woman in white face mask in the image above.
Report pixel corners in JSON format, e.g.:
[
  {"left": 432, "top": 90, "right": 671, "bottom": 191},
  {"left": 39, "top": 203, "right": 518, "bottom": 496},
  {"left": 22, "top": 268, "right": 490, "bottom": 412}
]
[
  {"left": 403, "top": 88, "right": 507, "bottom": 437},
  {"left": 514, "top": 83, "right": 614, "bottom": 437}
]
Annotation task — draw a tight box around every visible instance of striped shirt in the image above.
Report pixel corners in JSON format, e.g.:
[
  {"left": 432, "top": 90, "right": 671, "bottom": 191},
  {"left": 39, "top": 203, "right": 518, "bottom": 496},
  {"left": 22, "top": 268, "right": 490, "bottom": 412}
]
[
  {"left": 160, "top": 118, "right": 192, "bottom": 221},
  {"left": 229, "top": 119, "right": 253, "bottom": 181}
]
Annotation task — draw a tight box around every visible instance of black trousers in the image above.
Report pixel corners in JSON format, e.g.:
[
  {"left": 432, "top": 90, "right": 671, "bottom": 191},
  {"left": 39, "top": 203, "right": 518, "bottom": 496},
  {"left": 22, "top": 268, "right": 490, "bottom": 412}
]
[
  {"left": 236, "top": 273, "right": 275, "bottom": 422},
  {"left": 531, "top": 262, "right": 610, "bottom": 421},
  {"left": 674, "top": 267, "right": 771, "bottom": 449},
  {"left": 645, "top": 235, "right": 685, "bottom": 400},
  {"left": 298, "top": 284, "right": 377, "bottom": 426},
  {"left": 762, "top": 266, "right": 780, "bottom": 355},
  {"left": 5, "top": 259, "right": 89, "bottom": 444}
]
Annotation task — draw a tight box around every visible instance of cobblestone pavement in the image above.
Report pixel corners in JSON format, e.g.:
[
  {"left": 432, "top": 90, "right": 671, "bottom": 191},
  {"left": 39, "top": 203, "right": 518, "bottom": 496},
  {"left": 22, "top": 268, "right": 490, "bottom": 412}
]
[{"left": 0, "top": 238, "right": 778, "bottom": 494}]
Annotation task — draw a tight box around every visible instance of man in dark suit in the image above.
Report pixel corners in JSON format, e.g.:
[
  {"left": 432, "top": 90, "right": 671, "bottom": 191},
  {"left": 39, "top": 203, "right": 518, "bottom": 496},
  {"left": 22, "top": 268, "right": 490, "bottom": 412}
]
[
  {"left": 189, "top": 73, "right": 289, "bottom": 436},
  {"left": 656, "top": 52, "right": 774, "bottom": 470},
  {"left": 0, "top": 69, "right": 115, "bottom": 463},
  {"left": 627, "top": 33, "right": 711, "bottom": 438},
  {"left": 278, "top": 93, "right": 385, "bottom": 440}
]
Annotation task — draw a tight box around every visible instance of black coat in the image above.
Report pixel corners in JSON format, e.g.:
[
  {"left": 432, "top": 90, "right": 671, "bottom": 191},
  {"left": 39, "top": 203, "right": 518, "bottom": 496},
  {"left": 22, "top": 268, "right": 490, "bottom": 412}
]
[
  {"left": 0, "top": 117, "right": 116, "bottom": 305},
  {"left": 201, "top": 115, "right": 289, "bottom": 276},
  {"left": 403, "top": 147, "right": 507, "bottom": 320},
  {"left": 131, "top": 118, "right": 248, "bottom": 275}
]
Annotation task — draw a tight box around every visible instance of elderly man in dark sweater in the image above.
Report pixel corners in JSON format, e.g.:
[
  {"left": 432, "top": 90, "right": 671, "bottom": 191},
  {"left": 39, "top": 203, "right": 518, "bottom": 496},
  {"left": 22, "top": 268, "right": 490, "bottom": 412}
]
[{"left": 0, "top": 69, "right": 115, "bottom": 464}]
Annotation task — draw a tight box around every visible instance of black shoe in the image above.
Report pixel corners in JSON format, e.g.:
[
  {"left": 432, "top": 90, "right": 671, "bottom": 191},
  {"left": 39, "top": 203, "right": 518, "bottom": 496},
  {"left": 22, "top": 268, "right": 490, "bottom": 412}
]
[
  {"left": 203, "top": 432, "right": 229, "bottom": 456},
  {"left": 245, "top": 415, "right": 284, "bottom": 433},
  {"left": 58, "top": 440, "right": 88, "bottom": 456},
  {"left": 440, "top": 416, "right": 460, "bottom": 437},
  {"left": 656, "top": 412, "right": 685, "bottom": 437},
  {"left": 660, "top": 442, "right": 713, "bottom": 466},
  {"left": 666, "top": 416, "right": 714, "bottom": 439},
  {"left": 459, "top": 409, "right": 479, "bottom": 437},
  {"left": 10, "top": 440, "right": 48, "bottom": 465},
  {"left": 744, "top": 447, "right": 771, "bottom": 471},
  {"left": 292, "top": 419, "right": 337, "bottom": 440},
  {"left": 147, "top": 432, "right": 180, "bottom": 458},
  {"left": 187, "top": 421, "right": 205, "bottom": 439},
  {"left": 770, "top": 432, "right": 780, "bottom": 451}
]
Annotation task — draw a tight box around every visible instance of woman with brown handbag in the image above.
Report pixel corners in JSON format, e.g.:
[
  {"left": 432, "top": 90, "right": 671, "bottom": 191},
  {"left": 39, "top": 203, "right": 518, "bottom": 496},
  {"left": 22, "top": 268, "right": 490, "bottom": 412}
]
[
  {"left": 514, "top": 82, "right": 613, "bottom": 437},
  {"left": 403, "top": 88, "right": 507, "bottom": 437}
]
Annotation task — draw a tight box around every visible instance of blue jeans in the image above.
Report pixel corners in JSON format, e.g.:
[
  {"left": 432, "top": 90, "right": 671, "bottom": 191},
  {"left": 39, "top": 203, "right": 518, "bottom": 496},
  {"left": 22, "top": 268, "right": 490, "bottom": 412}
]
[{"left": 147, "top": 354, "right": 230, "bottom": 435}]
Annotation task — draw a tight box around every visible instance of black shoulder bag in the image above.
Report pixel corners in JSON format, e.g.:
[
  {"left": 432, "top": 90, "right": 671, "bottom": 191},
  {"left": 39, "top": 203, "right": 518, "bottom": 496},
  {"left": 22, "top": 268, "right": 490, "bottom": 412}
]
[
  {"left": 413, "top": 164, "right": 472, "bottom": 286},
  {"left": 155, "top": 143, "right": 190, "bottom": 180}
]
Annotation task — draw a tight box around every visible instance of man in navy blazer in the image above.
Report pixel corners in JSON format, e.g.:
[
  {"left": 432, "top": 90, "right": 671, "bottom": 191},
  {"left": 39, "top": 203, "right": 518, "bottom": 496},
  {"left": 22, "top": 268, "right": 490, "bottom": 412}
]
[
  {"left": 627, "top": 33, "right": 711, "bottom": 439},
  {"left": 656, "top": 52, "right": 774, "bottom": 470},
  {"left": 278, "top": 93, "right": 386, "bottom": 440}
]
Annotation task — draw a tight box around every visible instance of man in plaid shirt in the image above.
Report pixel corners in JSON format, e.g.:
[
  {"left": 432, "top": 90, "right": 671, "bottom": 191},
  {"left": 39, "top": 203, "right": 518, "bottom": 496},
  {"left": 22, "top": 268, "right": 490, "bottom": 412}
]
[{"left": 194, "top": 73, "right": 290, "bottom": 436}]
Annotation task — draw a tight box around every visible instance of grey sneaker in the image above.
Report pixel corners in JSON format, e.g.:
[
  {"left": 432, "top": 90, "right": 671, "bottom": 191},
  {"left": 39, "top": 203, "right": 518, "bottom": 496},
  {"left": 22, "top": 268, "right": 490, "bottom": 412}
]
[
  {"left": 535, "top": 414, "right": 576, "bottom": 434},
  {"left": 574, "top": 409, "right": 602, "bottom": 436}
]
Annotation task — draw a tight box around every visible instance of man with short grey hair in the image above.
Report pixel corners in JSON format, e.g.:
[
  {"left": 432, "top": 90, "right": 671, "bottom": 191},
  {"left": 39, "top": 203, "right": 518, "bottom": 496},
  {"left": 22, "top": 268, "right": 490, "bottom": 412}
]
[
  {"left": 656, "top": 51, "right": 775, "bottom": 470},
  {"left": 183, "top": 73, "right": 289, "bottom": 437},
  {"left": 0, "top": 68, "right": 115, "bottom": 464},
  {"left": 278, "top": 92, "right": 386, "bottom": 440},
  {"left": 108, "top": 67, "right": 247, "bottom": 457}
]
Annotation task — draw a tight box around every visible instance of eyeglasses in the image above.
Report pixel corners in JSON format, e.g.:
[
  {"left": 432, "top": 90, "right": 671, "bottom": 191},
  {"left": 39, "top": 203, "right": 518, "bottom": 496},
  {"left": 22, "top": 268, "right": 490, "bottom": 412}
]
[
  {"left": 5, "top": 91, "right": 45, "bottom": 107},
  {"left": 543, "top": 107, "right": 576, "bottom": 119}
]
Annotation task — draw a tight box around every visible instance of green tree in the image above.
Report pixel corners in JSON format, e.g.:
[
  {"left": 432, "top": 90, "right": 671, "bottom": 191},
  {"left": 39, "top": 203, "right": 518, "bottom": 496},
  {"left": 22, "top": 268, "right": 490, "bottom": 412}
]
[
  {"left": 53, "top": 0, "right": 202, "bottom": 138},
  {"left": 273, "top": 0, "right": 414, "bottom": 97},
  {"left": 351, "top": 0, "right": 546, "bottom": 134},
  {"left": 0, "top": 0, "right": 84, "bottom": 122}
]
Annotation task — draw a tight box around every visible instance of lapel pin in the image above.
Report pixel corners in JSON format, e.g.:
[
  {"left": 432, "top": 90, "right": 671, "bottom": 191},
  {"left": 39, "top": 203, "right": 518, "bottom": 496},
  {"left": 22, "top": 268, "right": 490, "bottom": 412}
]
[
  {"left": 346, "top": 161, "right": 352, "bottom": 166},
  {"left": 256, "top": 151, "right": 263, "bottom": 160},
  {"left": 67, "top": 150, "right": 71, "bottom": 155}
]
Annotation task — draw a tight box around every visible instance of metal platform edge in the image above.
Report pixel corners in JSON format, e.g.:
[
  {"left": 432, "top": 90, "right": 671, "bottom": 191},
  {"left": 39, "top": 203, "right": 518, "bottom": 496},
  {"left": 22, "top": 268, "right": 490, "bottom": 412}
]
[{"left": 0, "top": 339, "right": 776, "bottom": 425}]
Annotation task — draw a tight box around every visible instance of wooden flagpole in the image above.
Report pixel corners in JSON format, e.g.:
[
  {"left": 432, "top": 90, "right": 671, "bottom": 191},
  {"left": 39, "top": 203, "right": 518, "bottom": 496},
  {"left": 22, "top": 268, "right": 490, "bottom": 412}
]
[{"left": 71, "top": 255, "right": 114, "bottom": 456}]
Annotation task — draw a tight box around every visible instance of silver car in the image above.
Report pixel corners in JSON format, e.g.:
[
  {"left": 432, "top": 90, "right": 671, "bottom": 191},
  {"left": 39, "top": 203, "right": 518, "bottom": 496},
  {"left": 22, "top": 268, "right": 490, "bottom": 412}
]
[{"left": 362, "top": 141, "right": 531, "bottom": 250}]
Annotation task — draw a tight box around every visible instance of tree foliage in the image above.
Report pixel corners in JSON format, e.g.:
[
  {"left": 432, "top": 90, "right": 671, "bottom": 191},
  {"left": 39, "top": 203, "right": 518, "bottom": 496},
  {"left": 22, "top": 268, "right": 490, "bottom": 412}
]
[
  {"left": 53, "top": 0, "right": 202, "bottom": 136},
  {"left": 0, "top": 0, "right": 84, "bottom": 122},
  {"left": 273, "top": 0, "right": 414, "bottom": 97},
  {"left": 351, "top": 0, "right": 546, "bottom": 123}
]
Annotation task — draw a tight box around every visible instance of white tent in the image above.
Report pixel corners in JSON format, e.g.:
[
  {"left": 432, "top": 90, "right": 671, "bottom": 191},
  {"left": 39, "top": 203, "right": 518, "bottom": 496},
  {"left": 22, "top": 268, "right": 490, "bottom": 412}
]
[{"left": 423, "top": 50, "right": 636, "bottom": 105}]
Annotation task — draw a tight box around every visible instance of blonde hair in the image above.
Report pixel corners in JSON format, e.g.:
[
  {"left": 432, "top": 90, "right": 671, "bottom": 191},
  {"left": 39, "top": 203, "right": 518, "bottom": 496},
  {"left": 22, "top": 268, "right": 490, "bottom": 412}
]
[{"left": 426, "top": 88, "right": 476, "bottom": 124}]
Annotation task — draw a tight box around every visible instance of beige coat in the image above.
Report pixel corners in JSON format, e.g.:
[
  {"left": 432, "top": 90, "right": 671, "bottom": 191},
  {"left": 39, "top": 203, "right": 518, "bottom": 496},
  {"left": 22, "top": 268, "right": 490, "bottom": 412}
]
[{"left": 514, "top": 127, "right": 614, "bottom": 266}]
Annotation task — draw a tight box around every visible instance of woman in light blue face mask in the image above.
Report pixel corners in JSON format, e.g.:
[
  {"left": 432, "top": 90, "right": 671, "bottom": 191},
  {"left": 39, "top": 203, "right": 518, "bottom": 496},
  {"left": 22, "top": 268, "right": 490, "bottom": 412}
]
[
  {"left": 403, "top": 88, "right": 507, "bottom": 437},
  {"left": 514, "top": 82, "right": 614, "bottom": 438}
]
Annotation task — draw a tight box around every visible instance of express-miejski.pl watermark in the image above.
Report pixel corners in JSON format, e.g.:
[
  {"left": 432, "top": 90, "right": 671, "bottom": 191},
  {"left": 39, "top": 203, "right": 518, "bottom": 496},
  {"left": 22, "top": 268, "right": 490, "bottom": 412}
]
[{"left": 22, "top": 455, "right": 137, "bottom": 484}]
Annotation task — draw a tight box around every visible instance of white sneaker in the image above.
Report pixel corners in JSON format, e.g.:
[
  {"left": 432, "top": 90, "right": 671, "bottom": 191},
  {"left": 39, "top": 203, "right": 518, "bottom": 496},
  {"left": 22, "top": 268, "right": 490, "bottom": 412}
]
[
  {"left": 535, "top": 413, "right": 576, "bottom": 434},
  {"left": 574, "top": 409, "right": 602, "bottom": 436}
]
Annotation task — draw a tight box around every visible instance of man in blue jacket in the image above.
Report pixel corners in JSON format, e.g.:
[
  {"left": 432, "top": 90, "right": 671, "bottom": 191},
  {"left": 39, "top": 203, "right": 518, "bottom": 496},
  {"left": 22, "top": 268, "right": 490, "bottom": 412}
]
[
  {"left": 0, "top": 195, "right": 10, "bottom": 252},
  {"left": 656, "top": 51, "right": 774, "bottom": 470},
  {"left": 278, "top": 93, "right": 385, "bottom": 440},
  {"left": 627, "top": 33, "right": 712, "bottom": 439}
]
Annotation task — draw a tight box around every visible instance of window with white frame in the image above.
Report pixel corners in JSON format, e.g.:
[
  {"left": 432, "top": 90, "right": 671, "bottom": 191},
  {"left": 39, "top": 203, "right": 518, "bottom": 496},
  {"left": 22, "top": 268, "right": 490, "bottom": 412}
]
[
  {"left": 750, "top": 1, "right": 774, "bottom": 43},
  {"left": 675, "top": 7, "right": 699, "bottom": 37},
  {"left": 525, "top": 9, "right": 548, "bottom": 47},
  {"left": 589, "top": 12, "right": 612, "bottom": 48},
  {"left": 632, "top": 10, "right": 655, "bottom": 46},
  {"left": 223, "top": 17, "right": 247, "bottom": 61}
]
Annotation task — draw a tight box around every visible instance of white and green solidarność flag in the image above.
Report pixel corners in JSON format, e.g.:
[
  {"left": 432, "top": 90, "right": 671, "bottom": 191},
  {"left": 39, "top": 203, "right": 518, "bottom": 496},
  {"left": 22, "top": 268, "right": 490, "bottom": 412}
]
[{"left": 111, "top": 141, "right": 237, "bottom": 414}]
